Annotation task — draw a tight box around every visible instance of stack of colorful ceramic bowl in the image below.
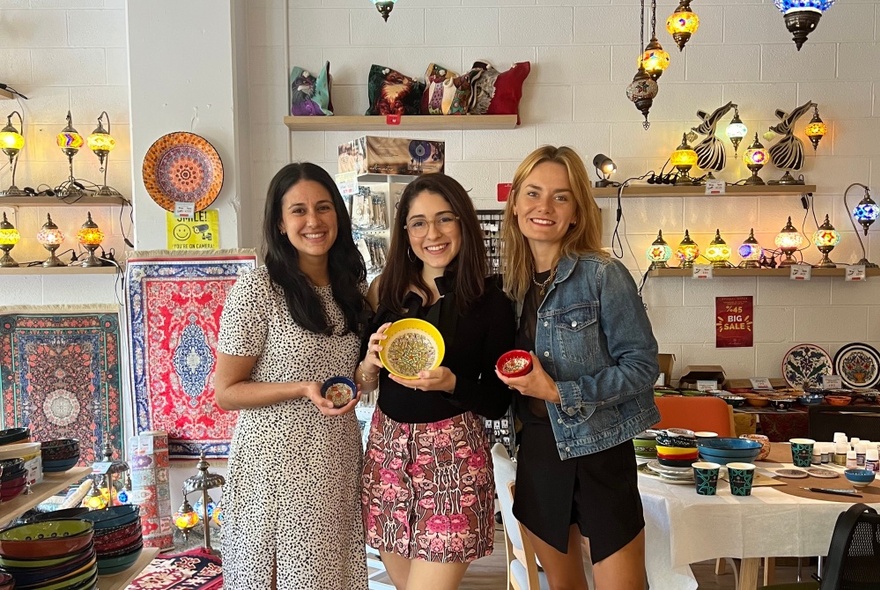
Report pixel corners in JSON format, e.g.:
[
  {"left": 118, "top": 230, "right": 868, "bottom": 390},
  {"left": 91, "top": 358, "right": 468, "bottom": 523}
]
[
  {"left": 0, "top": 457, "right": 27, "bottom": 503},
  {"left": 81, "top": 505, "right": 143, "bottom": 575},
  {"left": 0, "top": 519, "right": 96, "bottom": 590},
  {"left": 633, "top": 431, "right": 658, "bottom": 459},
  {"left": 654, "top": 429, "right": 699, "bottom": 467},
  {"left": 697, "top": 437, "right": 762, "bottom": 465},
  {"left": 40, "top": 439, "right": 80, "bottom": 473},
  {"left": 0, "top": 428, "right": 29, "bottom": 447}
]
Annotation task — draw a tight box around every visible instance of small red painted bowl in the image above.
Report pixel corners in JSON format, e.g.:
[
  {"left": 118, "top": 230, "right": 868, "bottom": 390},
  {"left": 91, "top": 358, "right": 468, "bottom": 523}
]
[{"left": 496, "top": 350, "right": 533, "bottom": 378}]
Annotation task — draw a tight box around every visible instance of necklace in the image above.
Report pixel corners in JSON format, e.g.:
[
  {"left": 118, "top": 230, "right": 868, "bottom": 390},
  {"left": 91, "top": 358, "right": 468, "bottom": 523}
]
[{"left": 531, "top": 266, "right": 557, "bottom": 297}]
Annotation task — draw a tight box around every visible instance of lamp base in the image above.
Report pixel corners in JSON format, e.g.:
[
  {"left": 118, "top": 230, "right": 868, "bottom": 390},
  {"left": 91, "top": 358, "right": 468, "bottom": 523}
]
[
  {"left": 777, "top": 171, "right": 803, "bottom": 185},
  {"left": 854, "top": 258, "right": 878, "bottom": 269},
  {"left": 0, "top": 251, "right": 19, "bottom": 267},
  {"left": 0, "top": 185, "right": 27, "bottom": 197},
  {"left": 743, "top": 172, "right": 766, "bottom": 186},
  {"left": 81, "top": 249, "right": 105, "bottom": 267},
  {"left": 742, "top": 261, "right": 761, "bottom": 269},
  {"left": 42, "top": 253, "right": 66, "bottom": 267},
  {"left": 95, "top": 185, "right": 122, "bottom": 197},
  {"left": 594, "top": 179, "right": 620, "bottom": 188},
  {"left": 814, "top": 256, "right": 837, "bottom": 268},
  {"left": 648, "top": 261, "right": 669, "bottom": 270},
  {"left": 778, "top": 256, "right": 799, "bottom": 267}
]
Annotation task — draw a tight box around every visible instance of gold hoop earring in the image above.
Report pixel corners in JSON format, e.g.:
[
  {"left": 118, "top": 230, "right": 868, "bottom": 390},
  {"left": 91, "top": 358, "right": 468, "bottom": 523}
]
[{"left": 407, "top": 247, "right": 416, "bottom": 262}]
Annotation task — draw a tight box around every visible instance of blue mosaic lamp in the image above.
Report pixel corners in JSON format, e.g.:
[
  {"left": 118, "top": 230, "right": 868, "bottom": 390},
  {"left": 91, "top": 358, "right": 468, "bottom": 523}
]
[
  {"left": 647, "top": 230, "right": 673, "bottom": 270},
  {"left": 738, "top": 229, "right": 763, "bottom": 269},
  {"left": 774, "top": 0, "right": 836, "bottom": 50},
  {"left": 844, "top": 183, "right": 879, "bottom": 268}
]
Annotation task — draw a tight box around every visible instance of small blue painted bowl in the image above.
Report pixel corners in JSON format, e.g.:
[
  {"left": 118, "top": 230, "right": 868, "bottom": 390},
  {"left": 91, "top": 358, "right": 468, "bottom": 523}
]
[
  {"left": 798, "top": 392, "right": 825, "bottom": 406},
  {"left": 80, "top": 505, "right": 140, "bottom": 530},
  {"left": 844, "top": 468, "right": 876, "bottom": 488},
  {"left": 321, "top": 376, "right": 357, "bottom": 409}
]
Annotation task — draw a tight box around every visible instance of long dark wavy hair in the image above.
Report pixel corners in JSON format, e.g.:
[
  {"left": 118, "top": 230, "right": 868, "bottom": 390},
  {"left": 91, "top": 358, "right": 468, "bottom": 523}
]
[
  {"left": 378, "top": 173, "right": 487, "bottom": 314},
  {"left": 262, "top": 162, "right": 367, "bottom": 335}
]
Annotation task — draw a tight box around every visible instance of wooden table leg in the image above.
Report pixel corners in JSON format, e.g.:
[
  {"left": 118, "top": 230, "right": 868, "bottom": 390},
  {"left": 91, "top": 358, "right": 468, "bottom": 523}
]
[
  {"left": 763, "top": 557, "right": 776, "bottom": 586},
  {"left": 715, "top": 557, "right": 727, "bottom": 575},
  {"left": 738, "top": 558, "right": 761, "bottom": 590}
]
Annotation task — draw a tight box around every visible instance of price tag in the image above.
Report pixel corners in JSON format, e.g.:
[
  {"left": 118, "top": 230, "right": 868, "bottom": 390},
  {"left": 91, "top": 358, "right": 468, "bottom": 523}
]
[
  {"left": 385, "top": 114, "right": 401, "bottom": 125},
  {"left": 790, "top": 264, "right": 812, "bottom": 281},
  {"left": 692, "top": 265, "right": 713, "bottom": 279},
  {"left": 91, "top": 461, "right": 113, "bottom": 475},
  {"left": 697, "top": 380, "right": 719, "bottom": 392},
  {"left": 750, "top": 377, "right": 774, "bottom": 391},
  {"left": 174, "top": 202, "right": 195, "bottom": 219},
  {"left": 845, "top": 265, "right": 866, "bottom": 281},
  {"left": 822, "top": 374, "right": 843, "bottom": 389},
  {"left": 655, "top": 373, "right": 666, "bottom": 387},
  {"left": 335, "top": 171, "right": 358, "bottom": 197},
  {"left": 705, "top": 179, "right": 726, "bottom": 195}
]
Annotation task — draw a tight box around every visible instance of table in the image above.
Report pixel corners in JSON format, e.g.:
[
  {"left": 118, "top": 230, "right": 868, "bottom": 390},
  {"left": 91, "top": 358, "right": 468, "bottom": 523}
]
[{"left": 639, "top": 444, "right": 880, "bottom": 590}]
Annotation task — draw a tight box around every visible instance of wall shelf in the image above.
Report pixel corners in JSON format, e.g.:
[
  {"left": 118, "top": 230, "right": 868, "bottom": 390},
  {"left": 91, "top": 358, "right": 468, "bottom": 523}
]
[
  {"left": 0, "top": 466, "right": 91, "bottom": 528},
  {"left": 0, "top": 88, "right": 13, "bottom": 100},
  {"left": 0, "top": 195, "right": 130, "bottom": 206},
  {"left": 593, "top": 184, "right": 816, "bottom": 199},
  {"left": 648, "top": 267, "right": 879, "bottom": 278},
  {"left": 283, "top": 114, "right": 519, "bottom": 131},
  {"left": 0, "top": 266, "right": 119, "bottom": 275}
]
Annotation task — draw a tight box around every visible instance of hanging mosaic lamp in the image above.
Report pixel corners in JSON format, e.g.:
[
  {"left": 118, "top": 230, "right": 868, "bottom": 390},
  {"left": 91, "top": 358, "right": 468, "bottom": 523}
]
[
  {"left": 774, "top": 0, "right": 836, "bottom": 50},
  {"left": 666, "top": 0, "right": 700, "bottom": 51},
  {"left": 627, "top": 67, "right": 658, "bottom": 130}
]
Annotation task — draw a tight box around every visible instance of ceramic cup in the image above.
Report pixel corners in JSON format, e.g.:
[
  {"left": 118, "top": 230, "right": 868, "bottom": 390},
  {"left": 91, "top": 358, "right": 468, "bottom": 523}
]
[
  {"left": 740, "top": 434, "right": 771, "bottom": 461},
  {"left": 789, "top": 438, "right": 816, "bottom": 468},
  {"left": 727, "top": 462, "right": 756, "bottom": 496},
  {"left": 694, "top": 431, "right": 718, "bottom": 439},
  {"left": 692, "top": 461, "right": 721, "bottom": 496}
]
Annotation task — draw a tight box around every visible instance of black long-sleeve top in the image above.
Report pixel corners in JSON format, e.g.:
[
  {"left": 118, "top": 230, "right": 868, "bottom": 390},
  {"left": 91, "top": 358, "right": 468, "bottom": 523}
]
[{"left": 369, "top": 274, "right": 515, "bottom": 424}]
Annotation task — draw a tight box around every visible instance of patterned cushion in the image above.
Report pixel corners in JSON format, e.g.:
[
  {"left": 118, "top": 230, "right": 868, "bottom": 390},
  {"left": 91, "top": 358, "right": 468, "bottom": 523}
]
[
  {"left": 421, "top": 63, "right": 474, "bottom": 115},
  {"left": 365, "top": 64, "right": 425, "bottom": 116},
  {"left": 469, "top": 60, "right": 531, "bottom": 124},
  {"left": 289, "top": 61, "right": 333, "bottom": 116}
]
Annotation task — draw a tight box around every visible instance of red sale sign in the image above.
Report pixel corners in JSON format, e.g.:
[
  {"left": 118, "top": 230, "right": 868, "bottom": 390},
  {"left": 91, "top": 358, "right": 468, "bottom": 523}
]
[{"left": 715, "top": 296, "right": 753, "bottom": 348}]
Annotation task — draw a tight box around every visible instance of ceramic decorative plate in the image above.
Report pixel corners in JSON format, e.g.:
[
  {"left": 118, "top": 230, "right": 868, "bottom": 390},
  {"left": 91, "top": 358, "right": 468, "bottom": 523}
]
[
  {"left": 142, "top": 132, "right": 224, "bottom": 212},
  {"left": 775, "top": 468, "right": 809, "bottom": 479},
  {"left": 781, "top": 344, "right": 833, "bottom": 389},
  {"left": 833, "top": 342, "right": 880, "bottom": 390},
  {"left": 379, "top": 318, "right": 445, "bottom": 380},
  {"left": 806, "top": 468, "right": 839, "bottom": 479}
]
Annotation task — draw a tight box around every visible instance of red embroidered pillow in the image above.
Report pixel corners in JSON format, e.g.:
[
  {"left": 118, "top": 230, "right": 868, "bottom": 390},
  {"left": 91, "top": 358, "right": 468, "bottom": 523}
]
[
  {"left": 365, "top": 65, "right": 425, "bottom": 116},
  {"left": 469, "top": 61, "right": 531, "bottom": 124},
  {"left": 421, "top": 63, "right": 473, "bottom": 115}
]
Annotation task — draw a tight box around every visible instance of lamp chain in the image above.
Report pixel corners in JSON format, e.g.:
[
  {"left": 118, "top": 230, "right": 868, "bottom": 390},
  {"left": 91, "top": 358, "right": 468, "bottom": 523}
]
[
  {"left": 650, "top": 0, "right": 657, "bottom": 37},
  {"left": 638, "top": 0, "right": 646, "bottom": 65}
]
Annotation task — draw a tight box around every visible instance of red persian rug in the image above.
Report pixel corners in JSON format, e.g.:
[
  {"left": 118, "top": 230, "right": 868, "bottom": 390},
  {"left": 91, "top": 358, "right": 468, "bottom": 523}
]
[
  {"left": 0, "top": 306, "right": 123, "bottom": 464},
  {"left": 126, "top": 547, "right": 223, "bottom": 590},
  {"left": 125, "top": 251, "right": 256, "bottom": 459}
]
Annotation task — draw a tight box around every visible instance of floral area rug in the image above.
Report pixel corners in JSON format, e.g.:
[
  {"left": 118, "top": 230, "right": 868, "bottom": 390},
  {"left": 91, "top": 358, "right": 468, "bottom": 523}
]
[
  {"left": 125, "top": 250, "right": 256, "bottom": 459},
  {"left": 0, "top": 305, "right": 123, "bottom": 464},
  {"left": 126, "top": 547, "right": 223, "bottom": 590}
]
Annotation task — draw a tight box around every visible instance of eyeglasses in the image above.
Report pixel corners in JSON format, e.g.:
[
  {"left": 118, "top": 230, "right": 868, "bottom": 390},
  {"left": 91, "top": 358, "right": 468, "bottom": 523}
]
[{"left": 404, "top": 214, "right": 460, "bottom": 238}]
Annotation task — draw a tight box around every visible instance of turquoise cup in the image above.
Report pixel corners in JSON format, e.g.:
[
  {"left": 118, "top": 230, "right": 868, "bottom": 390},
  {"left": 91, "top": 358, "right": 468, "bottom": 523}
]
[
  {"left": 692, "top": 461, "right": 721, "bottom": 496},
  {"left": 789, "top": 438, "right": 815, "bottom": 468},
  {"left": 727, "top": 462, "right": 756, "bottom": 496}
]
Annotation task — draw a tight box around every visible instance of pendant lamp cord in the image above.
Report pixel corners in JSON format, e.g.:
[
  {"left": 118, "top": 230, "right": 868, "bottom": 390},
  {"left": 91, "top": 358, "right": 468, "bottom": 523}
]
[
  {"left": 650, "top": 0, "right": 657, "bottom": 38},
  {"left": 638, "top": 0, "right": 646, "bottom": 65}
]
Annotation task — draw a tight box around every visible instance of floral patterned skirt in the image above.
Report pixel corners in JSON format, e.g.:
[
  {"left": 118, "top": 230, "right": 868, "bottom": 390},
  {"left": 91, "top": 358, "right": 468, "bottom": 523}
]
[{"left": 361, "top": 407, "right": 495, "bottom": 563}]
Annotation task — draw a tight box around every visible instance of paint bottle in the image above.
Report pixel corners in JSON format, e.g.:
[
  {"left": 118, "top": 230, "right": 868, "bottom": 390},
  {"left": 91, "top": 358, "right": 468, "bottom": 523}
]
[
  {"left": 855, "top": 443, "right": 867, "bottom": 467},
  {"left": 850, "top": 437, "right": 861, "bottom": 449},
  {"left": 846, "top": 450, "right": 858, "bottom": 470},
  {"left": 811, "top": 445, "right": 821, "bottom": 465},
  {"left": 833, "top": 432, "right": 848, "bottom": 445},
  {"left": 820, "top": 442, "right": 831, "bottom": 464},
  {"left": 834, "top": 443, "right": 849, "bottom": 466},
  {"left": 865, "top": 449, "right": 879, "bottom": 473}
]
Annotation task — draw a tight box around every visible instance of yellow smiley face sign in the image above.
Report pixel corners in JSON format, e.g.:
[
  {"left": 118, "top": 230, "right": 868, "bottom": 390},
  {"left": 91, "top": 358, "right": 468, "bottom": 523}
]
[{"left": 166, "top": 210, "right": 219, "bottom": 250}]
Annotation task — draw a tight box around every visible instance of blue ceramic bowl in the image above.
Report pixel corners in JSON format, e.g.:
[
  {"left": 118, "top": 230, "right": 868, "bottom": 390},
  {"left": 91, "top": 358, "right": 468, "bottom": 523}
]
[
  {"left": 844, "top": 469, "right": 876, "bottom": 488},
  {"left": 96, "top": 543, "right": 142, "bottom": 574},
  {"left": 717, "top": 395, "right": 747, "bottom": 408},
  {"left": 798, "top": 392, "right": 824, "bottom": 406},
  {"left": 0, "top": 427, "right": 29, "bottom": 446},
  {"left": 41, "top": 456, "right": 80, "bottom": 472},
  {"left": 698, "top": 438, "right": 762, "bottom": 464},
  {"left": 80, "top": 505, "right": 139, "bottom": 530},
  {"left": 321, "top": 376, "right": 357, "bottom": 408}
]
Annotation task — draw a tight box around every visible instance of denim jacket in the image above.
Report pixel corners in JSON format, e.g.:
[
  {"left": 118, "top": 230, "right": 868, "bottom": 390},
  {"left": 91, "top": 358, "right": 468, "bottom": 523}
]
[{"left": 535, "top": 254, "right": 660, "bottom": 460}]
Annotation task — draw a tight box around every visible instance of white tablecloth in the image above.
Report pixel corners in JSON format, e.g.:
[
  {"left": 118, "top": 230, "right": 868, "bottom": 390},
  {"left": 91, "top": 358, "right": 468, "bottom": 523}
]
[{"left": 639, "top": 463, "right": 880, "bottom": 589}]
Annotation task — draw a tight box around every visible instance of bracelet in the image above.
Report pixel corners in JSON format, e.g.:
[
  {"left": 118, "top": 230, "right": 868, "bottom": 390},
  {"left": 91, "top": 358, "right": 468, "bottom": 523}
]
[{"left": 358, "top": 362, "right": 379, "bottom": 384}]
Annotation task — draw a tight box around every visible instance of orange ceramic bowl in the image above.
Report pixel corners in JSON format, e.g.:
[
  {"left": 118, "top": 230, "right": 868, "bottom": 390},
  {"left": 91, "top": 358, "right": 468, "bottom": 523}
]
[
  {"left": 745, "top": 395, "right": 770, "bottom": 407},
  {"left": 825, "top": 395, "right": 852, "bottom": 406}
]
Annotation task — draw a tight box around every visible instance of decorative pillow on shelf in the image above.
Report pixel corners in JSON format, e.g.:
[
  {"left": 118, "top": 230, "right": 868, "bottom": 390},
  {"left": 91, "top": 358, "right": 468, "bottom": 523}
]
[
  {"left": 365, "top": 64, "right": 426, "bottom": 116},
  {"left": 421, "top": 63, "right": 473, "bottom": 115},
  {"left": 469, "top": 60, "right": 531, "bottom": 123},
  {"left": 289, "top": 61, "right": 333, "bottom": 116}
]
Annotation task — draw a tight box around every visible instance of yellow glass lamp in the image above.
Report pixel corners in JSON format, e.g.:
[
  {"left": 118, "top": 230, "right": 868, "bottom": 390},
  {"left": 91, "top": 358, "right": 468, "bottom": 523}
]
[
  {"left": 0, "top": 111, "right": 26, "bottom": 197},
  {"left": 812, "top": 214, "right": 840, "bottom": 268},
  {"left": 804, "top": 105, "right": 826, "bottom": 152},
  {"left": 646, "top": 230, "right": 673, "bottom": 269},
  {"left": 666, "top": 0, "right": 700, "bottom": 51},
  {"left": 0, "top": 212, "right": 21, "bottom": 268},
  {"left": 743, "top": 133, "right": 769, "bottom": 186},
  {"left": 671, "top": 133, "right": 699, "bottom": 185},
  {"left": 640, "top": 37, "right": 670, "bottom": 81},
  {"left": 370, "top": 0, "right": 396, "bottom": 21},
  {"left": 81, "top": 479, "right": 109, "bottom": 510},
  {"left": 87, "top": 111, "right": 120, "bottom": 196},
  {"left": 57, "top": 111, "right": 85, "bottom": 197},
  {"left": 705, "top": 229, "right": 732, "bottom": 268},
  {"left": 676, "top": 229, "right": 699, "bottom": 268},
  {"left": 738, "top": 228, "right": 763, "bottom": 268},
  {"left": 76, "top": 212, "right": 105, "bottom": 267},
  {"left": 174, "top": 497, "right": 200, "bottom": 539},
  {"left": 37, "top": 213, "right": 65, "bottom": 267},
  {"left": 774, "top": 216, "right": 804, "bottom": 267},
  {"left": 725, "top": 106, "right": 748, "bottom": 157}
]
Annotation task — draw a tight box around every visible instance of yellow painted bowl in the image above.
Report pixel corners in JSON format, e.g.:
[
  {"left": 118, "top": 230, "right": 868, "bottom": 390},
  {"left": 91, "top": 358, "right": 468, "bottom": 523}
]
[
  {"left": 655, "top": 444, "right": 700, "bottom": 457},
  {"left": 379, "top": 318, "right": 445, "bottom": 380}
]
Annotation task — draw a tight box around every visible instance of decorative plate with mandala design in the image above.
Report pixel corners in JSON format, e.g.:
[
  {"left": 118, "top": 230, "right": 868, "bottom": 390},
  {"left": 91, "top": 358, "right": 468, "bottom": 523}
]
[
  {"left": 142, "top": 132, "right": 224, "bottom": 212},
  {"left": 782, "top": 344, "right": 833, "bottom": 389},
  {"left": 833, "top": 342, "right": 880, "bottom": 389}
]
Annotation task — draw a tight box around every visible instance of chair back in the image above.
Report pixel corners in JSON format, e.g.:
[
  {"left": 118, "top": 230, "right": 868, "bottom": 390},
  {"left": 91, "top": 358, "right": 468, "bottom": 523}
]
[
  {"left": 819, "top": 503, "right": 880, "bottom": 590},
  {"left": 808, "top": 405, "right": 880, "bottom": 442},
  {"left": 653, "top": 395, "right": 734, "bottom": 436}
]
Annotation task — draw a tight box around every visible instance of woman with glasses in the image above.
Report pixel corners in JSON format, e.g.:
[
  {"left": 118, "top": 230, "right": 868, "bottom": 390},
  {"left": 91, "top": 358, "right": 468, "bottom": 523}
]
[
  {"left": 496, "top": 146, "right": 660, "bottom": 590},
  {"left": 356, "top": 173, "right": 515, "bottom": 590}
]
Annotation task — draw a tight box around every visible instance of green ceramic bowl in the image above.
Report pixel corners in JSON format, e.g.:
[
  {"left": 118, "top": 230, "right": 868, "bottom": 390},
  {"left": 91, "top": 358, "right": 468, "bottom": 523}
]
[{"left": 0, "top": 519, "right": 93, "bottom": 559}]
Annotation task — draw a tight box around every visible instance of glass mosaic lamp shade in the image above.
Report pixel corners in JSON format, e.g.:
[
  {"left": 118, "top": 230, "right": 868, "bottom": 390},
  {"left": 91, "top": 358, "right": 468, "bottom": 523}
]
[
  {"left": 743, "top": 134, "right": 769, "bottom": 186},
  {"left": 774, "top": 216, "right": 804, "bottom": 267},
  {"left": 174, "top": 497, "right": 199, "bottom": 538},
  {"left": 676, "top": 229, "right": 699, "bottom": 269},
  {"left": 0, "top": 111, "right": 26, "bottom": 197},
  {"left": 57, "top": 111, "right": 83, "bottom": 157},
  {"left": 725, "top": 108, "right": 748, "bottom": 157},
  {"left": 705, "top": 229, "right": 732, "bottom": 268},
  {"left": 626, "top": 67, "right": 658, "bottom": 130},
  {"left": 37, "top": 213, "right": 65, "bottom": 267},
  {"left": 666, "top": 0, "right": 700, "bottom": 51},
  {"left": 671, "top": 133, "right": 699, "bottom": 185},
  {"left": 641, "top": 37, "right": 670, "bottom": 80},
  {"left": 370, "top": 0, "right": 396, "bottom": 21},
  {"left": 804, "top": 106, "right": 826, "bottom": 151},
  {"left": 76, "top": 211, "right": 105, "bottom": 267},
  {"left": 647, "top": 230, "right": 673, "bottom": 269},
  {"left": 812, "top": 214, "right": 840, "bottom": 268},
  {"left": 0, "top": 212, "right": 21, "bottom": 267},
  {"left": 738, "top": 229, "right": 763, "bottom": 268},
  {"left": 774, "top": 0, "right": 836, "bottom": 50}
]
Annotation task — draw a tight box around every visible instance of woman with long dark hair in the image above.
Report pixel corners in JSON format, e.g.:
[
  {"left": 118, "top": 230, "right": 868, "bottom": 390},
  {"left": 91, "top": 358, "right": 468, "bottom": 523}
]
[
  {"left": 355, "top": 173, "right": 515, "bottom": 590},
  {"left": 216, "top": 162, "right": 369, "bottom": 590}
]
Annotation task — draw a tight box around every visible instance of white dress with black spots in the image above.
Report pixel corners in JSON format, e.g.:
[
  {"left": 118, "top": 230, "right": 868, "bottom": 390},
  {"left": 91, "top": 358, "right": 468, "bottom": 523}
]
[{"left": 218, "top": 266, "right": 367, "bottom": 590}]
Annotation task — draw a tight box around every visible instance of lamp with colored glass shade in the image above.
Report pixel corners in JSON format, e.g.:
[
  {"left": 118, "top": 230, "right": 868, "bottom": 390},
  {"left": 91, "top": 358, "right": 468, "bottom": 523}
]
[
  {"left": 804, "top": 105, "right": 826, "bottom": 152},
  {"left": 0, "top": 212, "right": 21, "bottom": 268},
  {"left": 640, "top": 37, "right": 670, "bottom": 81},
  {"left": 843, "top": 183, "right": 878, "bottom": 268},
  {"left": 738, "top": 229, "right": 763, "bottom": 268},
  {"left": 57, "top": 111, "right": 86, "bottom": 198},
  {"left": 666, "top": 0, "right": 699, "bottom": 51},
  {"left": 87, "top": 111, "right": 121, "bottom": 196},
  {"left": 182, "top": 450, "right": 226, "bottom": 554},
  {"left": 774, "top": 0, "right": 836, "bottom": 51},
  {"left": 76, "top": 211, "right": 105, "bottom": 267},
  {"left": 676, "top": 229, "right": 699, "bottom": 268},
  {"left": 774, "top": 216, "right": 804, "bottom": 267},
  {"left": 743, "top": 133, "right": 769, "bottom": 186},
  {"left": 646, "top": 230, "right": 673, "bottom": 269},
  {"left": 705, "top": 229, "right": 732, "bottom": 268},
  {"left": 0, "top": 111, "right": 26, "bottom": 197},
  {"left": 626, "top": 66, "right": 658, "bottom": 130},
  {"left": 725, "top": 107, "right": 748, "bottom": 157},
  {"left": 671, "top": 133, "right": 698, "bottom": 185},
  {"left": 592, "top": 153, "right": 617, "bottom": 188},
  {"left": 812, "top": 214, "right": 840, "bottom": 268},
  {"left": 370, "top": 0, "right": 396, "bottom": 21},
  {"left": 37, "top": 213, "right": 65, "bottom": 267},
  {"left": 174, "top": 497, "right": 200, "bottom": 539}
]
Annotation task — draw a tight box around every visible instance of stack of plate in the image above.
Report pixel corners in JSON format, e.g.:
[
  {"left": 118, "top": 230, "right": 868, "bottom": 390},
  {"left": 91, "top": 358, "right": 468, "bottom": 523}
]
[
  {"left": 644, "top": 460, "right": 695, "bottom": 484},
  {"left": 0, "top": 520, "right": 97, "bottom": 590},
  {"left": 81, "top": 506, "right": 143, "bottom": 575}
]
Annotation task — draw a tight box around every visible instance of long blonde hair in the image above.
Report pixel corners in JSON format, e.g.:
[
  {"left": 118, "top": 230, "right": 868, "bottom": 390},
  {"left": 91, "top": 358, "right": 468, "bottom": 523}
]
[{"left": 501, "top": 145, "right": 604, "bottom": 301}]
